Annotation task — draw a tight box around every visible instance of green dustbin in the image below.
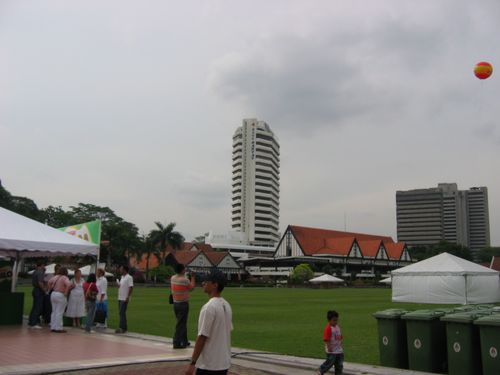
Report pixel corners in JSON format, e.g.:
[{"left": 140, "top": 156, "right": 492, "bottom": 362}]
[
  {"left": 474, "top": 314, "right": 500, "bottom": 375},
  {"left": 0, "top": 292, "right": 24, "bottom": 325},
  {"left": 441, "top": 311, "right": 492, "bottom": 375},
  {"left": 402, "top": 309, "right": 448, "bottom": 373},
  {"left": 372, "top": 309, "right": 408, "bottom": 369}
]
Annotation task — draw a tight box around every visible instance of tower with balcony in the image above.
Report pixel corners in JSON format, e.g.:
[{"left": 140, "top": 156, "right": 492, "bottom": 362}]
[{"left": 231, "top": 119, "right": 280, "bottom": 246}]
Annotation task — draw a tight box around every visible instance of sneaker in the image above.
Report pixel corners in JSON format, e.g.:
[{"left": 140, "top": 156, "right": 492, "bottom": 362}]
[
  {"left": 115, "top": 328, "right": 126, "bottom": 334},
  {"left": 29, "top": 325, "right": 43, "bottom": 329}
]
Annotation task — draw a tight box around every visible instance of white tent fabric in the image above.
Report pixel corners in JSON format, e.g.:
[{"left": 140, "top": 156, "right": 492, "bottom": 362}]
[
  {"left": 309, "top": 274, "right": 344, "bottom": 283},
  {"left": 0, "top": 207, "right": 98, "bottom": 257},
  {"left": 392, "top": 252, "right": 500, "bottom": 304},
  {"left": 28, "top": 263, "right": 75, "bottom": 276},
  {"left": 78, "top": 265, "right": 113, "bottom": 278},
  {"left": 0, "top": 207, "right": 98, "bottom": 291},
  {"left": 379, "top": 277, "right": 392, "bottom": 285}
]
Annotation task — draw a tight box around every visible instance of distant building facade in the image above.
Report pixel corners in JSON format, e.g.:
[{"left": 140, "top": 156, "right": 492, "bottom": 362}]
[
  {"left": 231, "top": 119, "right": 280, "bottom": 246},
  {"left": 241, "top": 225, "right": 412, "bottom": 278},
  {"left": 396, "top": 183, "right": 490, "bottom": 254}
]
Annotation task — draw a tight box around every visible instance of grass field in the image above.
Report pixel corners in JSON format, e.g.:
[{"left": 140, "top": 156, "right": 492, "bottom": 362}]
[{"left": 19, "top": 285, "right": 456, "bottom": 365}]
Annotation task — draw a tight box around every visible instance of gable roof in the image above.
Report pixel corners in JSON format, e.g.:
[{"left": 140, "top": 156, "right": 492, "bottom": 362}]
[
  {"left": 358, "top": 239, "right": 383, "bottom": 258},
  {"left": 288, "top": 225, "right": 396, "bottom": 257},
  {"left": 384, "top": 241, "right": 406, "bottom": 260},
  {"left": 314, "top": 237, "right": 356, "bottom": 256},
  {"left": 193, "top": 243, "right": 215, "bottom": 252},
  {"left": 204, "top": 251, "right": 227, "bottom": 265},
  {"left": 168, "top": 250, "right": 208, "bottom": 265}
]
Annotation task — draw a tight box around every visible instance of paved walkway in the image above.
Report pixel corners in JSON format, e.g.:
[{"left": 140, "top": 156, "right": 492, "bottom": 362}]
[{"left": 0, "top": 324, "right": 438, "bottom": 375}]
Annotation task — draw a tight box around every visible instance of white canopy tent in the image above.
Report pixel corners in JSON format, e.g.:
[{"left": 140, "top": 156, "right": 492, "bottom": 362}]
[
  {"left": 379, "top": 277, "right": 392, "bottom": 285},
  {"left": 78, "top": 265, "right": 114, "bottom": 278},
  {"left": 309, "top": 274, "right": 344, "bottom": 283},
  {"left": 392, "top": 252, "right": 500, "bottom": 304},
  {"left": 28, "top": 263, "right": 75, "bottom": 276},
  {"left": 0, "top": 207, "right": 98, "bottom": 291}
]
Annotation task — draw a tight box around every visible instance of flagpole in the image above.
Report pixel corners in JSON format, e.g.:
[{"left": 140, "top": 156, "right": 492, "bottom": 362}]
[{"left": 96, "top": 215, "right": 104, "bottom": 272}]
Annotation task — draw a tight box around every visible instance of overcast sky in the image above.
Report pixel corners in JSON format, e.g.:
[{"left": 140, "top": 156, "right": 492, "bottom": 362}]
[{"left": 1, "top": 1, "right": 499, "bottom": 245}]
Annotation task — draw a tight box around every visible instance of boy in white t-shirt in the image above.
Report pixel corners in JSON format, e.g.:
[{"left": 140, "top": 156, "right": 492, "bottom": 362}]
[
  {"left": 115, "top": 265, "right": 133, "bottom": 334},
  {"left": 186, "top": 270, "right": 233, "bottom": 375}
]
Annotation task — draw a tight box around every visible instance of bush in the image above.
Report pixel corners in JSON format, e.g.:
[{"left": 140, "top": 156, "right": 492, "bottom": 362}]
[
  {"left": 131, "top": 269, "right": 146, "bottom": 283},
  {"left": 150, "top": 265, "right": 175, "bottom": 283},
  {"left": 289, "top": 264, "right": 314, "bottom": 285}
]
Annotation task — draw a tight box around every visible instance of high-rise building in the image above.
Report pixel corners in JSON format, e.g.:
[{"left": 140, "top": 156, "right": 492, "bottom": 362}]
[
  {"left": 396, "top": 183, "right": 490, "bottom": 254},
  {"left": 231, "top": 119, "right": 280, "bottom": 246}
]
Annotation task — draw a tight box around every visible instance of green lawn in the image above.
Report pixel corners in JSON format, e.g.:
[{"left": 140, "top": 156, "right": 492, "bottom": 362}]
[{"left": 18, "top": 285, "right": 458, "bottom": 365}]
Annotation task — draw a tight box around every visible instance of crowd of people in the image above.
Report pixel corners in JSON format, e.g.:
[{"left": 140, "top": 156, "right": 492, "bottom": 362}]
[
  {"left": 27, "top": 263, "right": 342, "bottom": 375},
  {"left": 27, "top": 262, "right": 134, "bottom": 334}
]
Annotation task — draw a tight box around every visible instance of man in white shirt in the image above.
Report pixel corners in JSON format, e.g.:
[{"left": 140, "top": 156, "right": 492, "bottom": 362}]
[
  {"left": 186, "top": 270, "right": 232, "bottom": 375},
  {"left": 116, "top": 265, "right": 134, "bottom": 334}
]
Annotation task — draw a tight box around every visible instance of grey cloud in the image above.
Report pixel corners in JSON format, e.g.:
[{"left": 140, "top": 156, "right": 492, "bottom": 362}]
[
  {"left": 173, "top": 174, "right": 229, "bottom": 210},
  {"left": 208, "top": 22, "right": 450, "bottom": 135}
]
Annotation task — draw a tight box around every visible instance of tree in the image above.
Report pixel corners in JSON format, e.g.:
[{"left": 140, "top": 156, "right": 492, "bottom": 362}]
[
  {"left": 476, "top": 247, "right": 500, "bottom": 263},
  {"left": 409, "top": 241, "right": 473, "bottom": 261},
  {"left": 41, "top": 205, "right": 75, "bottom": 227},
  {"left": 289, "top": 263, "right": 314, "bottom": 284},
  {"left": 137, "top": 234, "right": 156, "bottom": 280},
  {"left": 149, "top": 222, "right": 184, "bottom": 254},
  {"left": 0, "top": 180, "right": 13, "bottom": 209}
]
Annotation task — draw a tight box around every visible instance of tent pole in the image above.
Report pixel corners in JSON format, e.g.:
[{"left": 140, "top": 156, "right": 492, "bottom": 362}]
[
  {"left": 464, "top": 275, "right": 468, "bottom": 305},
  {"left": 11, "top": 253, "right": 21, "bottom": 293}
]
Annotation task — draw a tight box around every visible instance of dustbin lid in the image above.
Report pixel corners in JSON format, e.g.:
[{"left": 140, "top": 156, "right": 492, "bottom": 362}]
[
  {"left": 373, "top": 309, "right": 408, "bottom": 319},
  {"left": 401, "top": 309, "right": 446, "bottom": 321},
  {"left": 441, "top": 311, "right": 492, "bottom": 323},
  {"left": 474, "top": 314, "right": 500, "bottom": 327},
  {"left": 473, "top": 304, "right": 495, "bottom": 310},
  {"left": 452, "top": 305, "right": 476, "bottom": 312}
]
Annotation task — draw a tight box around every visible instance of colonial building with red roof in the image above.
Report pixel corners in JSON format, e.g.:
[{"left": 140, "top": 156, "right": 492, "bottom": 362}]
[
  {"left": 243, "top": 225, "right": 412, "bottom": 277},
  {"left": 132, "top": 242, "right": 242, "bottom": 280}
]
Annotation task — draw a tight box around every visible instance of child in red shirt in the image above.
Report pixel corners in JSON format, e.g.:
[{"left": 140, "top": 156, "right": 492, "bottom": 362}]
[{"left": 317, "top": 310, "right": 343, "bottom": 375}]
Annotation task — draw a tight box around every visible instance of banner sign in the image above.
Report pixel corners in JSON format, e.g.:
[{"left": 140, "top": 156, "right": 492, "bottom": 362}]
[{"left": 59, "top": 220, "right": 101, "bottom": 246}]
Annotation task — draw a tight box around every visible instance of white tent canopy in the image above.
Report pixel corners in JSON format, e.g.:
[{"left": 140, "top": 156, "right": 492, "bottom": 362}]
[
  {"left": 379, "top": 277, "right": 392, "bottom": 285},
  {"left": 309, "top": 274, "right": 344, "bottom": 283},
  {"left": 0, "top": 207, "right": 98, "bottom": 291},
  {"left": 0, "top": 207, "right": 98, "bottom": 257},
  {"left": 78, "top": 265, "right": 113, "bottom": 278},
  {"left": 392, "top": 252, "right": 500, "bottom": 304}
]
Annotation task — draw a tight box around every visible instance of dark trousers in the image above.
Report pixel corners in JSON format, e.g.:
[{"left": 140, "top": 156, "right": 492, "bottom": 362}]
[
  {"left": 42, "top": 293, "right": 52, "bottom": 324},
  {"left": 118, "top": 300, "right": 128, "bottom": 331},
  {"left": 196, "top": 369, "right": 228, "bottom": 375},
  {"left": 173, "top": 301, "right": 189, "bottom": 347},
  {"left": 28, "top": 288, "right": 45, "bottom": 326},
  {"left": 85, "top": 300, "right": 96, "bottom": 332},
  {"left": 319, "top": 353, "right": 344, "bottom": 375}
]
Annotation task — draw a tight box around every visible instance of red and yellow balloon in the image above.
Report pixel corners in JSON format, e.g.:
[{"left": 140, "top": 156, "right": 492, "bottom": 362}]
[{"left": 474, "top": 61, "right": 493, "bottom": 80}]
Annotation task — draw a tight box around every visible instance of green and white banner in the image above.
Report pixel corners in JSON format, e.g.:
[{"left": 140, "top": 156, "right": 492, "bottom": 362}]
[{"left": 59, "top": 220, "right": 101, "bottom": 246}]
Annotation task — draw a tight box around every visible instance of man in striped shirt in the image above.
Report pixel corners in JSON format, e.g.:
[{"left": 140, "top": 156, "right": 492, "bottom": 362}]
[{"left": 171, "top": 263, "right": 196, "bottom": 349}]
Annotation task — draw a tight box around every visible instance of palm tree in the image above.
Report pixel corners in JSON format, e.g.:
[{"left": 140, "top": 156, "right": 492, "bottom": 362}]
[
  {"left": 149, "top": 221, "right": 184, "bottom": 263},
  {"left": 138, "top": 234, "right": 156, "bottom": 281}
]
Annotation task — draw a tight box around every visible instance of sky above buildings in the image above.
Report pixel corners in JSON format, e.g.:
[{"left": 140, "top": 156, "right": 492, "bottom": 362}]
[{"left": 1, "top": 1, "right": 499, "bottom": 245}]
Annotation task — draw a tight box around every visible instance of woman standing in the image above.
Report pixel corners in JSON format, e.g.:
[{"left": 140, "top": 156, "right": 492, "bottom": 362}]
[
  {"left": 95, "top": 268, "right": 109, "bottom": 328},
  {"left": 83, "top": 273, "right": 98, "bottom": 333},
  {"left": 48, "top": 267, "right": 71, "bottom": 333},
  {"left": 65, "top": 269, "right": 85, "bottom": 327}
]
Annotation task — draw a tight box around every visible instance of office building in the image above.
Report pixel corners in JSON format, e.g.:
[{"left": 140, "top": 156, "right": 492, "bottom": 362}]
[
  {"left": 396, "top": 183, "right": 490, "bottom": 254},
  {"left": 231, "top": 119, "right": 280, "bottom": 246}
]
